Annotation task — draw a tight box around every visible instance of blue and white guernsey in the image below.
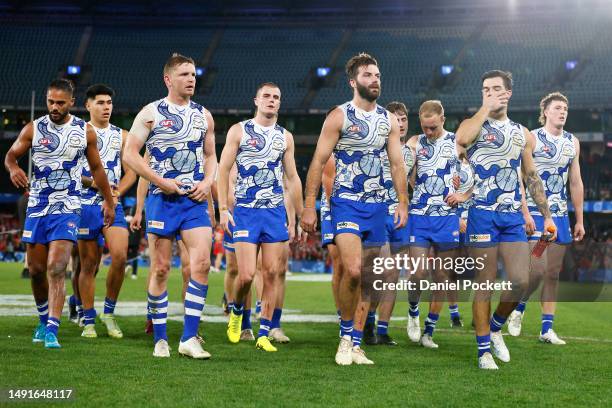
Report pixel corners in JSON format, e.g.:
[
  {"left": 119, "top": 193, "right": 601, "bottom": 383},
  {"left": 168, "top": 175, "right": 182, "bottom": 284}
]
[
  {"left": 381, "top": 144, "right": 414, "bottom": 215},
  {"left": 467, "top": 118, "right": 526, "bottom": 212},
  {"left": 145, "top": 98, "right": 207, "bottom": 195},
  {"left": 28, "top": 115, "right": 87, "bottom": 217},
  {"left": 410, "top": 132, "right": 459, "bottom": 216},
  {"left": 526, "top": 127, "right": 576, "bottom": 216},
  {"left": 320, "top": 185, "right": 331, "bottom": 221},
  {"left": 332, "top": 102, "right": 391, "bottom": 203},
  {"left": 235, "top": 119, "right": 286, "bottom": 208},
  {"left": 457, "top": 161, "right": 475, "bottom": 218},
  {"left": 80, "top": 123, "right": 122, "bottom": 205}
]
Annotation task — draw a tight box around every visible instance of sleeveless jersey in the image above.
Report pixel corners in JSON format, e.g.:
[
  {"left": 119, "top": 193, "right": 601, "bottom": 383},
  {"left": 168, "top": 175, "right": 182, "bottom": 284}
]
[
  {"left": 382, "top": 144, "right": 415, "bottom": 215},
  {"left": 467, "top": 118, "right": 526, "bottom": 212},
  {"left": 145, "top": 98, "right": 208, "bottom": 195},
  {"left": 81, "top": 123, "right": 123, "bottom": 205},
  {"left": 526, "top": 127, "right": 576, "bottom": 216},
  {"left": 332, "top": 101, "right": 391, "bottom": 203},
  {"left": 28, "top": 115, "right": 87, "bottom": 217},
  {"left": 234, "top": 119, "right": 287, "bottom": 208},
  {"left": 410, "top": 132, "right": 459, "bottom": 216}
]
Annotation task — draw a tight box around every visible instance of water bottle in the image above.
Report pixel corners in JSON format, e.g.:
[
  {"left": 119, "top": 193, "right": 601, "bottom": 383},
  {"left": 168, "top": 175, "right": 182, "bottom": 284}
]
[{"left": 531, "top": 225, "right": 557, "bottom": 258}]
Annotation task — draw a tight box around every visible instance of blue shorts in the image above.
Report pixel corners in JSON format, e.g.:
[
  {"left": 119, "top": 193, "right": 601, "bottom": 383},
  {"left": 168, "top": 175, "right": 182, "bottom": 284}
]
[
  {"left": 223, "top": 216, "right": 234, "bottom": 253},
  {"left": 22, "top": 213, "right": 80, "bottom": 244},
  {"left": 330, "top": 197, "right": 386, "bottom": 245},
  {"left": 466, "top": 207, "right": 527, "bottom": 247},
  {"left": 385, "top": 214, "right": 409, "bottom": 246},
  {"left": 232, "top": 206, "right": 289, "bottom": 244},
  {"left": 408, "top": 213, "right": 460, "bottom": 250},
  {"left": 321, "top": 212, "right": 334, "bottom": 247},
  {"left": 78, "top": 203, "right": 127, "bottom": 246},
  {"left": 528, "top": 215, "right": 573, "bottom": 245},
  {"left": 145, "top": 194, "right": 211, "bottom": 237}
]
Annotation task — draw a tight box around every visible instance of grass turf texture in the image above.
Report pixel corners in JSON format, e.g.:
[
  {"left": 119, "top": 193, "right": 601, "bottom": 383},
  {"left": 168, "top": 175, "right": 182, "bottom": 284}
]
[{"left": 1, "top": 263, "right": 611, "bottom": 407}]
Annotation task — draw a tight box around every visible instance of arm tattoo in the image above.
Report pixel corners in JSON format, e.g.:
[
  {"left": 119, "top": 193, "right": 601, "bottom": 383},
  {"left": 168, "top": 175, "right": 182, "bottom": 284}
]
[{"left": 525, "top": 170, "right": 551, "bottom": 218}]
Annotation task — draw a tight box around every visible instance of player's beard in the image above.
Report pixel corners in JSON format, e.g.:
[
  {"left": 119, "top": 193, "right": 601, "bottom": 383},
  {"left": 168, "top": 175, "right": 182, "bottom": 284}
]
[
  {"left": 49, "top": 110, "right": 69, "bottom": 124},
  {"left": 356, "top": 82, "right": 380, "bottom": 102}
]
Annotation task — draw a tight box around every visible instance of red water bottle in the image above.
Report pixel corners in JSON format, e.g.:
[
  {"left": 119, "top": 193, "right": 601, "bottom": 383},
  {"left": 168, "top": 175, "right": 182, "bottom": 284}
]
[{"left": 531, "top": 225, "right": 557, "bottom": 258}]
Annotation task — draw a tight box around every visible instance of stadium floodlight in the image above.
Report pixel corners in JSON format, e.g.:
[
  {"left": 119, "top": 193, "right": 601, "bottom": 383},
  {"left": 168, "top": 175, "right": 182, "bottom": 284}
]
[
  {"left": 195, "top": 67, "right": 206, "bottom": 77},
  {"left": 66, "top": 65, "right": 81, "bottom": 75},
  {"left": 316, "top": 67, "right": 331, "bottom": 77},
  {"left": 441, "top": 65, "right": 454, "bottom": 76},
  {"left": 565, "top": 60, "right": 578, "bottom": 71}
]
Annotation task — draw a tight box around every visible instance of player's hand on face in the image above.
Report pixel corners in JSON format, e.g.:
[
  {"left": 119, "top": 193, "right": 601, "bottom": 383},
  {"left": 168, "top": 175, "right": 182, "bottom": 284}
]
[
  {"left": 394, "top": 204, "right": 408, "bottom": 229},
  {"left": 102, "top": 200, "right": 116, "bottom": 227},
  {"left": 188, "top": 180, "right": 211, "bottom": 202},
  {"left": 300, "top": 207, "right": 317, "bottom": 233},
  {"left": 573, "top": 222, "right": 585, "bottom": 241},
  {"left": 129, "top": 211, "right": 142, "bottom": 232},
  {"left": 524, "top": 213, "right": 536, "bottom": 236},
  {"left": 543, "top": 217, "right": 558, "bottom": 242},
  {"left": 9, "top": 167, "right": 28, "bottom": 189},
  {"left": 158, "top": 179, "right": 185, "bottom": 195},
  {"left": 220, "top": 210, "right": 235, "bottom": 235}
]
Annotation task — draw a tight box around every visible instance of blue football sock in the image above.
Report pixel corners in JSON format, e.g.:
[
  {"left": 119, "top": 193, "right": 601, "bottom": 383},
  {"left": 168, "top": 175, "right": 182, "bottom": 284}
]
[
  {"left": 83, "top": 308, "right": 96, "bottom": 326},
  {"left": 255, "top": 300, "right": 262, "bottom": 315},
  {"left": 36, "top": 300, "right": 48, "bottom": 325},
  {"left": 409, "top": 302, "right": 420, "bottom": 318},
  {"left": 448, "top": 304, "right": 460, "bottom": 319},
  {"left": 68, "top": 295, "right": 76, "bottom": 307},
  {"left": 339, "top": 319, "right": 353, "bottom": 338},
  {"left": 271, "top": 308, "right": 283, "bottom": 329},
  {"left": 148, "top": 291, "right": 168, "bottom": 343},
  {"left": 541, "top": 314, "right": 554, "bottom": 334},
  {"left": 232, "top": 303, "right": 244, "bottom": 316},
  {"left": 424, "top": 313, "right": 439, "bottom": 336},
  {"left": 476, "top": 334, "right": 491, "bottom": 357},
  {"left": 352, "top": 329, "right": 363, "bottom": 347},
  {"left": 46, "top": 317, "right": 60, "bottom": 337},
  {"left": 103, "top": 297, "right": 116, "bottom": 315},
  {"left": 258, "top": 318, "right": 271, "bottom": 338},
  {"left": 76, "top": 298, "right": 83, "bottom": 320},
  {"left": 516, "top": 301, "right": 527, "bottom": 313},
  {"left": 377, "top": 321, "right": 388, "bottom": 335},
  {"left": 366, "top": 310, "right": 376, "bottom": 326},
  {"left": 181, "top": 279, "right": 208, "bottom": 342},
  {"left": 490, "top": 312, "right": 507, "bottom": 333},
  {"left": 241, "top": 309, "right": 252, "bottom": 330}
]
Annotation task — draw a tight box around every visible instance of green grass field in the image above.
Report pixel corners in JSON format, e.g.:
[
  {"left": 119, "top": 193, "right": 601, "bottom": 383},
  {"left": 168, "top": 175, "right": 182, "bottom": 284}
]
[{"left": 1, "top": 263, "right": 611, "bottom": 407}]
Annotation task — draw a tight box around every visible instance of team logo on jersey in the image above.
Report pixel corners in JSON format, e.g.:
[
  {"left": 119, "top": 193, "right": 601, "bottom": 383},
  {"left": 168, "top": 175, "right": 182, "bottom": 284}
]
[
  {"left": 347, "top": 124, "right": 364, "bottom": 135},
  {"left": 377, "top": 123, "right": 390, "bottom": 135},
  {"left": 39, "top": 138, "right": 52, "bottom": 146},
  {"left": 193, "top": 115, "right": 206, "bottom": 131},
  {"left": 561, "top": 145, "right": 574, "bottom": 157},
  {"left": 160, "top": 119, "right": 175, "bottom": 128},
  {"left": 542, "top": 145, "right": 550, "bottom": 153},
  {"left": 337, "top": 221, "right": 359, "bottom": 231},
  {"left": 272, "top": 139, "right": 284, "bottom": 151},
  {"left": 484, "top": 134, "right": 497, "bottom": 143},
  {"left": 111, "top": 137, "right": 121, "bottom": 150},
  {"left": 469, "top": 234, "right": 491, "bottom": 242},
  {"left": 69, "top": 135, "right": 83, "bottom": 148}
]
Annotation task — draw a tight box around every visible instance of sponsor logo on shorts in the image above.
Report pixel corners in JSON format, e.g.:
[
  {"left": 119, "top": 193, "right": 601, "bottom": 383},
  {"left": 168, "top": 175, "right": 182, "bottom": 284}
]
[
  {"left": 148, "top": 220, "right": 165, "bottom": 229},
  {"left": 410, "top": 236, "right": 415, "bottom": 243},
  {"left": 452, "top": 230, "right": 459, "bottom": 236},
  {"left": 337, "top": 221, "right": 359, "bottom": 231},
  {"left": 22, "top": 230, "right": 32, "bottom": 238},
  {"left": 233, "top": 230, "right": 249, "bottom": 238},
  {"left": 78, "top": 228, "right": 90, "bottom": 235},
  {"left": 469, "top": 234, "right": 491, "bottom": 242},
  {"left": 532, "top": 231, "right": 542, "bottom": 238},
  {"left": 324, "top": 233, "right": 334, "bottom": 240}
]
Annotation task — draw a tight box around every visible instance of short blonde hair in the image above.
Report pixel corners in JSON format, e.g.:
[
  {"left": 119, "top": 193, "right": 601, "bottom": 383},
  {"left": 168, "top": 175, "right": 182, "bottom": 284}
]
[
  {"left": 419, "top": 100, "right": 444, "bottom": 117},
  {"left": 163, "top": 53, "right": 195, "bottom": 75},
  {"left": 539, "top": 92, "right": 568, "bottom": 125}
]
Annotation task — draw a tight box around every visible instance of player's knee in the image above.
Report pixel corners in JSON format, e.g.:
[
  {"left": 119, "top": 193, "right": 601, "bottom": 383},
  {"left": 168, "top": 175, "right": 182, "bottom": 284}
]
[
  {"left": 110, "top": 250, "right": 127, "bottom": 267},
  {"left": 152, "top": 262, "right": 170, "bottom": 281},
  {"left": 28, "top": 262, "right": 46, "bottom": 277},
  {"left": 47, "top": 261, "right": 68, "bottom": 279}
]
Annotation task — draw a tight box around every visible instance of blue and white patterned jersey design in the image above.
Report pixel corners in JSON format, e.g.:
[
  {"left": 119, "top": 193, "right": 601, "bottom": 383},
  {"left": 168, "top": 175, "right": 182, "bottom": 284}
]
[
  {"left": 526, "top": 128, "right": 576, "bottom": 216},
  {"left": 332, "top": 101, "right": 391, "bottom": 203},
  {"left": 382, "top": 144, "right": 414, "bottom": 215},
  {"left": 467, "top": 118, "right": 526, "bottom": 212},
  {"left": 410, "top": 132, "right": 459, "bottom": 216},
  {"left": 234, "top": 119, "right": 286, "bottom": 208},
  {"left": 320, "top": 185, "right": 331, "bottom": 221},
  {"left": 145, "top": 98, "right": 207, "bottom": 195},
  {"left": 28, "top": 115, "right": 87, "bottom": 217},
  {"left": 81, "top": 123, "right": 122, "bottom": 205},
  {"left": 457, "top": 161, "right": 475, "bottom": 218}
]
